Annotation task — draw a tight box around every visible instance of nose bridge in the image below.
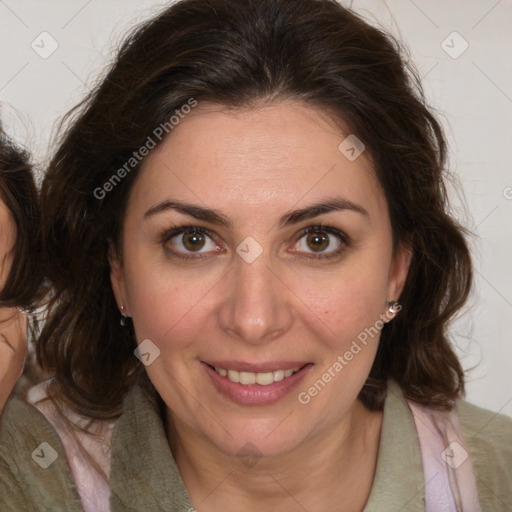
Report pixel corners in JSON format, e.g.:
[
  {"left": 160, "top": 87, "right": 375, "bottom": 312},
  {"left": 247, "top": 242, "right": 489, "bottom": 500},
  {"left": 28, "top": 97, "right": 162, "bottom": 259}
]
[{"left": 218, "top": 249, "right": 292, "bottom": 344}]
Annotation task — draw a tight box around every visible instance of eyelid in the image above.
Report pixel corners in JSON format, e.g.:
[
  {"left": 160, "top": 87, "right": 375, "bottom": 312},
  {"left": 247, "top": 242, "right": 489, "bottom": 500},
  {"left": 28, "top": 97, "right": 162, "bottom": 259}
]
[
  {"left": 290, "top": 224, "right": 350, "bottom": 259},
  {"left": 160, "top": 225, "right": 222, "bottom": 259},
  {"left": 295, "top": 223, "right": 350, "bottom": 243},
  {"left": 160, "top": 225, "right": 216, "bottom": 244}
]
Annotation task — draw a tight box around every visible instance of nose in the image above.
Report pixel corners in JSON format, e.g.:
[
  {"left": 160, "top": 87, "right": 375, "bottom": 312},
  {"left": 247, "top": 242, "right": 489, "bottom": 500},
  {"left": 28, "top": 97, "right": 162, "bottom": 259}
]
[{"left": 217, "top": 250, "right": 294, "bottom": 346}]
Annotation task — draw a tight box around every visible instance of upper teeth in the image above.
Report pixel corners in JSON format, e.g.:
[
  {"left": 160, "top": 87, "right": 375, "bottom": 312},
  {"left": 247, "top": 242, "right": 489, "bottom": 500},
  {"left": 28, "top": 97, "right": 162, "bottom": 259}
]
[{"left": 214, "top": 366, "right": 302, "bottom": 386}]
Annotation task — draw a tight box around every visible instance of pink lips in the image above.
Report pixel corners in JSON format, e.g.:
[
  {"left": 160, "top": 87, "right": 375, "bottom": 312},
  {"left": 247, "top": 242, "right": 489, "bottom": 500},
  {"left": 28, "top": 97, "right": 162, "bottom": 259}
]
[{"left": 202, "top": 361, "right": 313, "bottom": 406}]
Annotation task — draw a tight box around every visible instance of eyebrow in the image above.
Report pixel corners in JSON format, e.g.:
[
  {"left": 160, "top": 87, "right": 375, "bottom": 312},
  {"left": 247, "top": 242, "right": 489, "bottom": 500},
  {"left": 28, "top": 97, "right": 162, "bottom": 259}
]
[{"left": 143, "top": 197, "right": 369, "bottom": 228}]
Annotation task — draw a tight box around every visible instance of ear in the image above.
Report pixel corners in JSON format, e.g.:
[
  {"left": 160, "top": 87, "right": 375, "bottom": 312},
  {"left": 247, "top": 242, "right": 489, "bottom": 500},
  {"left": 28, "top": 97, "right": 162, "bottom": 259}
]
[
  {"left": 108, "top": 242, "right": 130, "bottom": 315},
  {"left": 387, "top": 242, "right": 412, "bottom": 303}
]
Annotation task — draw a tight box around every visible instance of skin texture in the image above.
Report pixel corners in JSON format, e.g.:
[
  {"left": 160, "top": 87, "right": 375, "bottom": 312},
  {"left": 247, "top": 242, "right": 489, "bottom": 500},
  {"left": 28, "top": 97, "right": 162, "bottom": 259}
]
[
  {"left": 111, "top": 100, "right": 411, "bottom": 511},
  {"left": 0, "top": 197, "right": 26, "bottom": 414}
]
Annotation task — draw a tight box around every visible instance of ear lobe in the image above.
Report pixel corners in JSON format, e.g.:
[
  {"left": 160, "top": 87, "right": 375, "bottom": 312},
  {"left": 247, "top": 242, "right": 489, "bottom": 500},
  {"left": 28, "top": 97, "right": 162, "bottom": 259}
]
[{"left": 388, "top": 244, "right": 412, "bottom": 302}]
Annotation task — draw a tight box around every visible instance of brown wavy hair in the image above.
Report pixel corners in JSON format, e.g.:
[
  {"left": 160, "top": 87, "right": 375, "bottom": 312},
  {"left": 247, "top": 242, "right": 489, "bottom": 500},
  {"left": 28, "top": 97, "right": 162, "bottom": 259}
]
[{"left": 39, "top": 0, "right": 472, "bottom": 418}]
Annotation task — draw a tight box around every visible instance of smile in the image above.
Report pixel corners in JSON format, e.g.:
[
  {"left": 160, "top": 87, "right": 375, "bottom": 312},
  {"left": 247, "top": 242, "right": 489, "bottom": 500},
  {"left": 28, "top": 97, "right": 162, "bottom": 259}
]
[
  {"left": 203, "top": 361, "right": 313, "bottom": 405},
  {"left": 211, "top": 366, "right": 302, "bottom": 386}
]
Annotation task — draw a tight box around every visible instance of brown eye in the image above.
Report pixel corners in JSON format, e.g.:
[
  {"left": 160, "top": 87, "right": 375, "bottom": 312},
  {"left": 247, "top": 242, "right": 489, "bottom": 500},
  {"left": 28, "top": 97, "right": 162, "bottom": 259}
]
[
  {"left": 182, "top": 231, "right": 206, "bottom": 251},
  {"left": 293, "top": 226, "right": 347, "bottom": 259},
  {"left": 306, "top": 230, "right": 330, "bottom": 252},
  {"left": 165, "top": 227, "right": 219, "bottom": 256}
]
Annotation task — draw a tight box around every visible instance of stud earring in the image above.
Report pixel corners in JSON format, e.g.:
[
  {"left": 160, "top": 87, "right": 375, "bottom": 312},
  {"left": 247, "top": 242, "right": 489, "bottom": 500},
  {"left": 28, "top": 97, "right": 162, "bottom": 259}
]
[
  {"left": 120, "top": 305, "right": 128, "bottom": 327},
  {"left": 387, "top": 300, "right": 400, "bottom": 315}
]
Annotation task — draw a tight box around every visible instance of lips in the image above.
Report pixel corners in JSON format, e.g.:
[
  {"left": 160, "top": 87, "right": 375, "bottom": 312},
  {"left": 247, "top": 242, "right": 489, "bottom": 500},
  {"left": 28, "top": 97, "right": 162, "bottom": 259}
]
[{"left": 202, "top": 361, "right": 313, "bottom": 405}]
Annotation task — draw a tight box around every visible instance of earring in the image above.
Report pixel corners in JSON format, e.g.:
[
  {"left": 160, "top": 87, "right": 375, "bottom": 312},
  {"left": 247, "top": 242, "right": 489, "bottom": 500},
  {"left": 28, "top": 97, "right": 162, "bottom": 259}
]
[
  {"left": 120, "top": 305, "right": 128, "bottom": 327},
  {"left": 387, "top": 300, "right": 400, "bottom": 315}
]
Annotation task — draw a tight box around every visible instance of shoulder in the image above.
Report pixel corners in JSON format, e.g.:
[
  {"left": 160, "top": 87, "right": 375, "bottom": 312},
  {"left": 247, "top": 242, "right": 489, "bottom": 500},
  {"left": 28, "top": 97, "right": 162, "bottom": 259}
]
[
  {"left": 0, "top": 386, "right": 84, "bottom": 511},
  {"left": 458, "top": 397, "right": 512, "bottom": 442},
  {"left": 457, "top": 398, "right": 512, "bottom": 508},
  {"left": 458, "top": 398, "right": 512, "bottom": 458},
  {"left": 0, "top": 385, "right": 56, "bottom": 465}
]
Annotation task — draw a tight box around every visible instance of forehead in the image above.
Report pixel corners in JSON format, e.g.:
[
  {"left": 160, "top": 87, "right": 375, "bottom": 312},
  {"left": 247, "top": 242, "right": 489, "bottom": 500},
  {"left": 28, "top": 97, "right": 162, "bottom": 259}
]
[{"left": 128, "top": 100, "right": 385, "bottom": 222}]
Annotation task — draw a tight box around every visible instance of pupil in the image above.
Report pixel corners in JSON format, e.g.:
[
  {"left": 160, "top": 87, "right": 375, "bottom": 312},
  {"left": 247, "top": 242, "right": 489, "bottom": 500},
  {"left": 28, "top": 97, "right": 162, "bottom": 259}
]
[{"left": 308, "top": 231, "right": 328, "bottom": 252}]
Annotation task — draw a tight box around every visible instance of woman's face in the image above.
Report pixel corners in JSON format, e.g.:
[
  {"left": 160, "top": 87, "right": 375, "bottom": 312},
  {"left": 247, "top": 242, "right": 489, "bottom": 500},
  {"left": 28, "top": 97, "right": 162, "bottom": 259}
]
[{"left": 111, "top": 100, "right": 410, "bottom": 459}]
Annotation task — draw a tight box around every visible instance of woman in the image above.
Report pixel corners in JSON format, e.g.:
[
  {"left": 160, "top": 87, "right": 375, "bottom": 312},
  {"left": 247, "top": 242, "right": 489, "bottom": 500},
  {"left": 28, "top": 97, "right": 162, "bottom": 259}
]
[
  {"left": 0, "top": 125, "right": 42, "bottom": 414},
  {"left": 1, "top": 0, "right": 511, "bottom": 510}
]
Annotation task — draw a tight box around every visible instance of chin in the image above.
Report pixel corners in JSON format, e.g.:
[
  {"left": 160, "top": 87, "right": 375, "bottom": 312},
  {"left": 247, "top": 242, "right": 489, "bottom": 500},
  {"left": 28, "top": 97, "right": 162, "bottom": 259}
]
[{"left": 207, "top": 419, "right": 308, "bottom": 462}]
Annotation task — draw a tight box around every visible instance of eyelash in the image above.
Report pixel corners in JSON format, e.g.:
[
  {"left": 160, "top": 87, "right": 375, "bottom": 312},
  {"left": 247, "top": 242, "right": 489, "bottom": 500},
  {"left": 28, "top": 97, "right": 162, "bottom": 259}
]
[{"left": 159, "top": 224, "right": 350, "bottom": 261}]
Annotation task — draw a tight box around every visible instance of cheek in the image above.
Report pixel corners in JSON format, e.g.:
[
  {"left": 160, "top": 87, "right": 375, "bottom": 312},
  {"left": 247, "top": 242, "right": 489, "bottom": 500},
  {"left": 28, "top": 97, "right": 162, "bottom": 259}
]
[
  {"left": 298, "top": 265, "right": 390, "bottom": 347},
  {"left": 293, "top": 269, "right": 388, "bottom": 416},
  {"left": 123, "top": 257, "right": 220, "bottom": 351}
]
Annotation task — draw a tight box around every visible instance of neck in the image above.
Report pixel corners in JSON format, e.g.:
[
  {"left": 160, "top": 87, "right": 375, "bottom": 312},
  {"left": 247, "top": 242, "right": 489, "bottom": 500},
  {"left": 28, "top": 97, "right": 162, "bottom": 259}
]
[{"left": 166, "top": 399, "right": 383, "bottom": 512}]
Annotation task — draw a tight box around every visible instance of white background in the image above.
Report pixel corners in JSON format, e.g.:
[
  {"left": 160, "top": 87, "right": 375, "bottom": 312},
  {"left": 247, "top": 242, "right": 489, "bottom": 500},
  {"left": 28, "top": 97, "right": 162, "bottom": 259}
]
[{"left": 1, "top": 0, "right": 511, "bottom": 417}]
